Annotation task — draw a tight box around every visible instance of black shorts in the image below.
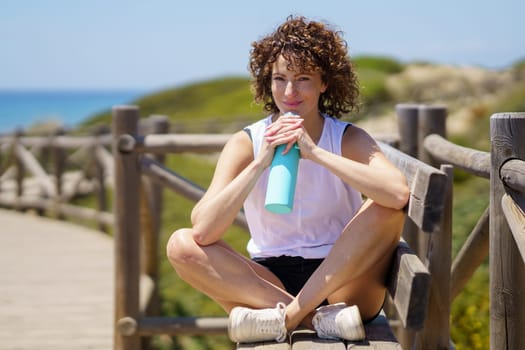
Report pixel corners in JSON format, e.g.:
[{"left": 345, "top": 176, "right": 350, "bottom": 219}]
[
  {"left": 253, "top": 255, "right": 383, "bottom": 323},
  {"left": 253, "top": 255, "right": 328, "bottom": 306}
]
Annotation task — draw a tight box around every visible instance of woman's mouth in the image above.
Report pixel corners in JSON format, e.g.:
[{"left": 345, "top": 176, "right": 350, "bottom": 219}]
[{"left": 283, "top": 101, "right": 301, "bottom": 108}]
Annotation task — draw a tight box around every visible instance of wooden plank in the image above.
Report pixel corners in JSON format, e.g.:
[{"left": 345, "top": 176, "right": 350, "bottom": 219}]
[
  {"left": 415, "top": 165, "right": 453, "bottom": 349},
  {"left": 238, "top": 341, "right": 290, "bottom": 350},
  {"left": 424, "top": 134, "right": 490, "bottom": 178},
  {"left": 379, "top": 141, "right": 447, "bottom": 233},
  {"left": 14, "top": 143, "right": 56, "bottom": 197},
  {"left": 0, "top": 209, "right": 113, "bottom": 350},
  {"left": 140, "top": 155, "right": 249, "bottom": 231},
  {"left": 0, "top": 134, "right": 113, "bottom": 148},
  {"left": 0, "top": 195, "right": 114, "bottom": 226},
  {"left": 385, "top": 240, "right": 430, "bottom": 330},
  {"left": 348, "top": 314, "right": 401, "bottom": 349},
  {"left": 450, "top": 206, "right": 489, "bottom": 300},
  {"left": 121, "top": 133, "right": 230, "bottom": 154},
  {"left": 118, "top": 316, "right": 229, "bottom": 336},
  {"left": 501, "top": 194, "right": 525, "bottom": 264},
  {"left": 291, "top": 329, "right": 345, "bottom": 349}
]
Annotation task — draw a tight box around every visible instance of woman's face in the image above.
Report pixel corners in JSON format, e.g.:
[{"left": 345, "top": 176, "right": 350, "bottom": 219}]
[{"left": 271, "top": 55, "right": 327, "bottom": 118}]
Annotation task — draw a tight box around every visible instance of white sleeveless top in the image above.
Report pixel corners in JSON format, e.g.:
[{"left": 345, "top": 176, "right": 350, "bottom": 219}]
[{"left": 243, "top": 114, "right": 362, "bottom": 259}]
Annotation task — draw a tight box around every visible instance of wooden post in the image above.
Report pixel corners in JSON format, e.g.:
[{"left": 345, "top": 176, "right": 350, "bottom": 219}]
[
  {"left": 395, "top": 103, "right": 420, "bottom": 349},
  {"left": 417, "top": 105, "right": 447, "bottom": 259},
  {"left": 139, "top": 115, "right": 169, "bottom": 350},
  {"left": 113, "top": 106, "right": 141, "bottom": 350},
  {"left": 52, "top": 128, "right": 66, "bottom": 219},
  {"left": 141, "top": 115, "right": 169, "bottom": 315},
  {"left": 418, "top": 105, "right": 447, "bottom": 166},
  {"left": 396, "top": 103, "right": 420, "bottom": 158},
  {"left": 415, "top": 164, "right": 453, "bottom": 349},
  {"left": 93, "top": 125, "right": 109, "bottom": 233},
  {"left": 490, "top": 113, "right": 525, "bottom": 349},
  {"left": 396, "top": 104, "right": 420, "bottom": 249},
  {"left": 14, "top": 129, "right": 24, "bottom": 211}
]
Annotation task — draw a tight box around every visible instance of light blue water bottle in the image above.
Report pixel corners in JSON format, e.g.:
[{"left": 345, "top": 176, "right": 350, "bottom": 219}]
[{"left": 264, "top": 113, "right": 300, "bottom": 214}]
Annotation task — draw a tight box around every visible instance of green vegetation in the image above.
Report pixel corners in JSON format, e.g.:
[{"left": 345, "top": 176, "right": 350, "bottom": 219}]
[
  {"left": 156, "top": 154, "right": 243, "bottom": 349},
  {"left": 352, "top": 55, "right": 405, "bottom": 74},
  {"left": 80, "top": 55, "right": 405, "bottom": 133},
  {"left": 81, "top": 76, "right": 260, "bottom": 133},
  {"left": 75, "top": 56, "right": 525, "bottom": 349}
]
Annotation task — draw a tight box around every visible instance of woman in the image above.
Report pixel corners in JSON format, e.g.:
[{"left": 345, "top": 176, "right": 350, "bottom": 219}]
[{"left": 166, "top": 15, "right": 409, "bottom": 343}]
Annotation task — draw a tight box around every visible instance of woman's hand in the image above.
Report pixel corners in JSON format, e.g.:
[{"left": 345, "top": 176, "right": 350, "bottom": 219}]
[{"left": 264, "top": 113, "right": 317, "bottom": 159}]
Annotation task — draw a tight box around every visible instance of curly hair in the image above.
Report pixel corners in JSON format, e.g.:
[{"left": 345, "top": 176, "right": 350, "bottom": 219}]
[{"left": 248, "top": 15, "right": 360, "bottom": 119}]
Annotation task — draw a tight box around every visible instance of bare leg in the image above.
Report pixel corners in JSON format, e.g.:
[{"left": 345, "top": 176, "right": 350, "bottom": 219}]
[
  {"left": 285, "top": 199, "right": 405, "bottom": 330},
  {"left": 166, "top": 228, "right": 294, "bottom": 312}
]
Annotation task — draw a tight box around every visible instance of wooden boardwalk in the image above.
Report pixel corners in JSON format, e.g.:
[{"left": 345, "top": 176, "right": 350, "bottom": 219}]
[{"left": 0, "top": 209, "right": 113, "bottom": 350}]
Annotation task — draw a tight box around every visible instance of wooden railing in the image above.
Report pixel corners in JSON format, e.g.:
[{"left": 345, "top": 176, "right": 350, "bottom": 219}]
[
  {"left": 106, "top": 105, "right": 525, "bottom": 349},
  {"left": 0, "top": 127, "right": 114, "bottom": 230},
  {"left": 410, "top": 109, "right": 525, "bottom": 349},
  {"left": 2, "top": 105, "right": 523, "bottom": 350}
]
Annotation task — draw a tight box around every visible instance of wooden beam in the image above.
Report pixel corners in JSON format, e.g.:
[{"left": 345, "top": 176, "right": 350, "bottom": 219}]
[
  {"left": 379, "top": 142, "right": 447, "bottom": 233},
  {"left": 450, "top": 206, "right": 489, "bottom": 300},
  {"left": 385, "top": 240, "right": 430, "bottom": 330},
  {"left": 501, "top": 194, "right": 525, "bottom": 264},
  {"left": 140, "top": 155, "right": 249, "bottom": 231},
  {"left": 415, "top": 165, "right": 453, "bottom": 349},
  {"left": 120, "top": 133, "right": 231, "bottom": 154},
  {"left": 14, "top": 143, "right": 56, "bottom": 197},
  {"left": 424, "top": 134, "right": 490, "bottom": 178},
  {"left": 117, "top": 316, "right": 229, "bottom": 336}
]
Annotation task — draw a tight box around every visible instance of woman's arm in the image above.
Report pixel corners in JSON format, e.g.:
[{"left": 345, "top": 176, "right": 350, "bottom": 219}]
[
  {"left": 190, "top": 130, "right": 273, "bottom": 245},
  {"left": 301, "top": 125, "right": 409, "bottom": 209}
]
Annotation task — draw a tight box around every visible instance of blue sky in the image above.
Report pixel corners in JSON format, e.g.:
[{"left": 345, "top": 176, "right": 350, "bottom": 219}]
[{"left": 1, "top": 0, "right": 523, "bottom": 91}]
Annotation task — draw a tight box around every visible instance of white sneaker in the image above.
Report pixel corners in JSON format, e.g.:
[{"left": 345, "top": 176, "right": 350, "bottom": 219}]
[
  {"left": 228, "top": 302, "right": 287, "bottom": 343},
  {"left": 312, "top": 303, "right": 365, "bottom": 341}
]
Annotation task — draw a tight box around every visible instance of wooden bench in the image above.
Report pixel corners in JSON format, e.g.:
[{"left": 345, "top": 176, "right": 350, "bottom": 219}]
[{"left": 236, "top": 141, "right": 448, "bottom": 349}]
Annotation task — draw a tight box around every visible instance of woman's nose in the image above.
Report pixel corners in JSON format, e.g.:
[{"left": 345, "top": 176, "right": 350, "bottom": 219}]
[{"left": 284, "top": 81, "right": 296, "bottom": 97}]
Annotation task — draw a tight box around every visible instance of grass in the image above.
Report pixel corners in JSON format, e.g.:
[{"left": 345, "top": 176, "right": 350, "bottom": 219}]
[{"left": 449, "top": 174, "right": 489, "bottom": 350}]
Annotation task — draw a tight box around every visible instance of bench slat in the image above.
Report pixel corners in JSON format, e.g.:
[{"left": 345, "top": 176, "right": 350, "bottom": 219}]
[
  {"left": 238, "top": 341, "right": 291, "bottom": 349},
  {"left": 386, "top": 240, "right": 430, "bottom": 330},
  {"left": 379, "top": 141, "right": 447, "bottom": 233},
  {"left": 291, "top": 330, "right": 346, "bottom": 349}
]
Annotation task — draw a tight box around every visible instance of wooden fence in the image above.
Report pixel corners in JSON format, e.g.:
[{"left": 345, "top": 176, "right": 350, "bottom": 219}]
[
  {"left": 1, "top": 105, "right": 524, "bottom": 350},
  {"left": 0, "top": 126, "right": 114, "bottom": 229}
]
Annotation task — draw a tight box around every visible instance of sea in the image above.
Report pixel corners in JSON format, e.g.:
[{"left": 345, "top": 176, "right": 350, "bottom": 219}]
[{"left": 0, "top": 90, "right": 146, "bottom": 135}]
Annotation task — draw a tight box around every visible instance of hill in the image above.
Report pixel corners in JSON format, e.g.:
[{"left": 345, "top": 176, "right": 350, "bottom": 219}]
[
  {"left": 79, "top": 56, "right": 412, "bottom": 131},
  {"left": 82, "top": 56, "right": 525, "bottom": 151}
]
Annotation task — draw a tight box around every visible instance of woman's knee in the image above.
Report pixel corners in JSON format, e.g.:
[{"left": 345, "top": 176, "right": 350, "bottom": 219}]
[
  {"left": 367, "top": 201, "right": 405, "bottom": 240},
  {"left": 166, "top": 228, "right": 201, "bottom": 267}
]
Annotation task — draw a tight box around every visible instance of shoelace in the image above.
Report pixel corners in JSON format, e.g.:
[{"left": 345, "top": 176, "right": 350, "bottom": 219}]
[
  {"left": 315, "top": 314, "right": 338, "bottom": 337},
  {"left": 255, "top": 302, "right": 287, "bottom": 342},
  {"left": 313, "top": 304, "right": 347, "bottom": 338}
]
